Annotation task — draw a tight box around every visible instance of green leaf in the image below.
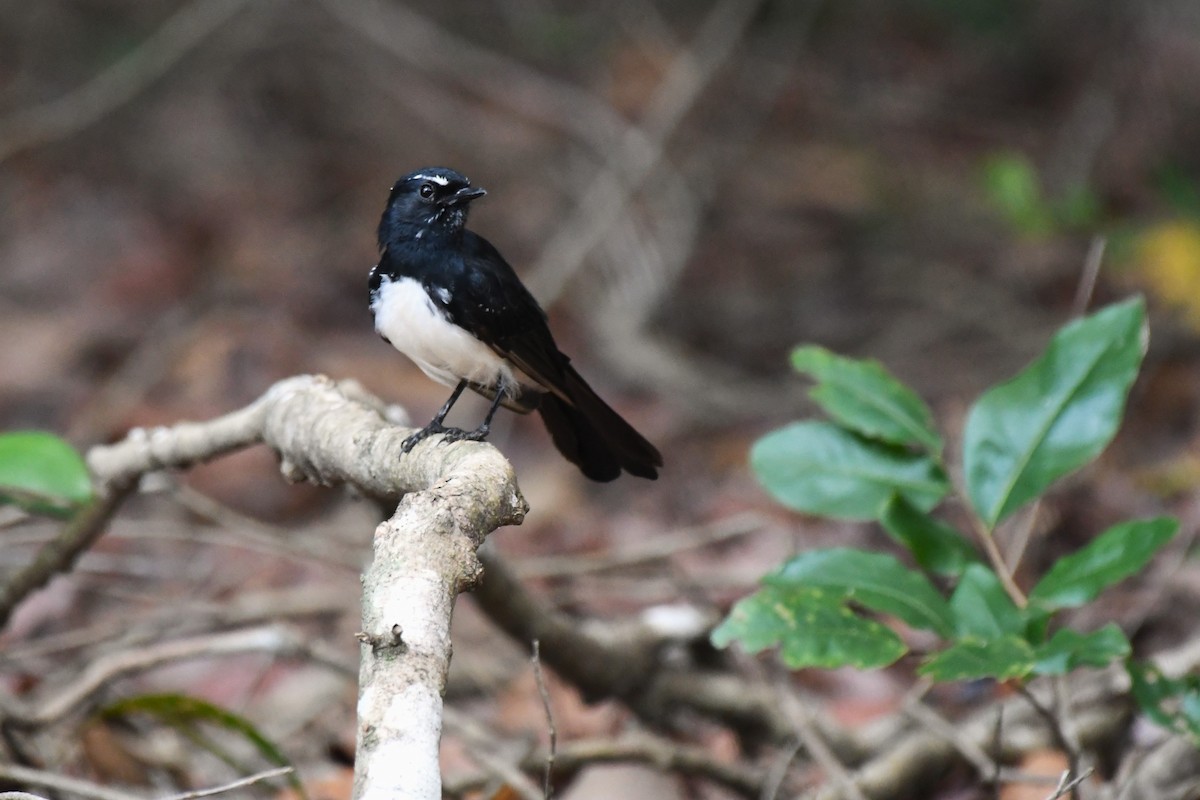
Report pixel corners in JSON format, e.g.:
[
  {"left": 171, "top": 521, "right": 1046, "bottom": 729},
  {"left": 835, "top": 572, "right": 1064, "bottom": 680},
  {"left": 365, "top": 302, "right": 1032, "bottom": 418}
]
[
  {"left": 752, "top": 421, "right": 949, "bottom": 521},
  {"left": 982, "top": 152, "right": 1051, "bottom": 235},
  {"left": 767, "top": 548, "right": 955, "bottom": 638},
  {"left": 791, "top": 346, "right": 942, "bottom": 452},
  {"left": 1156, "top": 164, "right": 1200, "bottom": 219},
  {"left": 1023, "top": 606, "right": 1053, "bottom": 645},
  {"left": 1054, "top": 184, "right": 1101, "bottom": 231},
  {"left": 949, "top": 564, "right": 1025, "bottom": 638},
  {"left": 1030, "top": 517, "right": 1178, "bottom": 611},
  {"left": 963, "top": 297, "right": 1147, "bottom": 528},
  {"left": 99, "top": 693, "right": 302, "bottom": 796},
  {"left": 711, "top": 584, "right": 907, "bottom": 670},
  {"left": 1032, "top": 625, "right": 1130, "bottom": 675},
  {"left": 879, "top": 495, "right": 980, "bottom": 578},
  {"left": 920, "top": 635, "right": 1036, "bottom": 682},
  {"left": 0, "top": 431, "right": 93, "bottom": 517},
  {"left": 1129, "top": 662, "right": 1200, "bottom": 742}
]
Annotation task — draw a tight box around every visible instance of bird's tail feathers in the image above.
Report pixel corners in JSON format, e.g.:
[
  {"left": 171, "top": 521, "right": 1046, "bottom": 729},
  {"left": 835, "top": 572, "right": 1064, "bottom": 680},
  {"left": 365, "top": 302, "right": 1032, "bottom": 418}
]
[{"left": 537, "top": 366, "right": 661, "bottom": 481}]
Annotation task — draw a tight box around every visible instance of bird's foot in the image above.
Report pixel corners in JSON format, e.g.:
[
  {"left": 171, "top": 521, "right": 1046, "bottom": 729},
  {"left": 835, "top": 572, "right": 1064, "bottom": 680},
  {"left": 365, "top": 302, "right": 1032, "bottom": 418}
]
[
  {"left": 401, "top": 423, "right": 491, "bottom": 453},
  {"left": 435, "top": 424, "right": 490, "bottom": 446},
  {"left": 401, "top": 422, "right": 449, "bottom": 453}
]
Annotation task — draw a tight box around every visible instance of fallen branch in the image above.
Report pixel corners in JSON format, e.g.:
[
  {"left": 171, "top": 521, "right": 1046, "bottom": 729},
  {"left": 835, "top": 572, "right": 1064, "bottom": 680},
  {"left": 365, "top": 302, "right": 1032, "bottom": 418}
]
[{"left": 80, "top": 374, "right": 526, "bottom": 800}]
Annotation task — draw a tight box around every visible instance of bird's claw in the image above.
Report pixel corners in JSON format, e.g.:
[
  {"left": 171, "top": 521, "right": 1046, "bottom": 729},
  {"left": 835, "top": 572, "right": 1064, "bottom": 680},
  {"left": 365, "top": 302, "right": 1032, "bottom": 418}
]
[
  {"left": 401, "top": 416, "right": 492, "bottom": 456},
  {"left": 435, "top": 426, "right": 489, "bottom": 446},
  {"left": 401, "top": 423, "right": 446, "bottom": 453}
]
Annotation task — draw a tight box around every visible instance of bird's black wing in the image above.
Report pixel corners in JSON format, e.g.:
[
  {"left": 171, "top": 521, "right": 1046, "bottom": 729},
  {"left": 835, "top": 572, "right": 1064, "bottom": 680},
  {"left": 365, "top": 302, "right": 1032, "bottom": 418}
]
[
  {"left": 433, "top": 231, "right": 572, "bottom": 397},
  {"left": 434, "top": 232, "right": 662, "bottom": 480}
]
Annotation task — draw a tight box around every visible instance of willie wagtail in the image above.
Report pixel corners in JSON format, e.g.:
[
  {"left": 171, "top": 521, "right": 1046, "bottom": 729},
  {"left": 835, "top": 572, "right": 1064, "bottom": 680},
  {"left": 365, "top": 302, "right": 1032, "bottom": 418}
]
[{"left": 369, "top": 167, "right": 662, "bottom": 481}]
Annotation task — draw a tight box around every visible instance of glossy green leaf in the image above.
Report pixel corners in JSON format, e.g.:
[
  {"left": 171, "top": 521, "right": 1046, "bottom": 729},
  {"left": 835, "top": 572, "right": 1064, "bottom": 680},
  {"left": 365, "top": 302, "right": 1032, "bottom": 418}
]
[
  {"left": 791, "top": 346, "right": 942, "bottom": 452},
  {"left": 99, "top": 693, "right": 302, "bottom": 795},
  {"left": 1032, "top": 625, "right": 1130, "bottom": 675},
  {"left": 1030, "top": 517, "right": 1177, "bottom": 611},
  {"left": 752, "top": 421, "right": 949, "bottom": 521},
  {"left": 879, "top": 495, "right": 980, "bottom": 578},
  {"left": 711, "top": 585, "right": 906, "bottom": 670},
  {"left": 767, "top": 548, "right": 955, "bottom": 637},
  {"left": 949, "top": 564, "right": 1025, "bottom": 639},
  {"left": 919, "top": 635, "right": 1035, "bottom": 682},
  {"left": 963, "top": 297, "right": 1147, "bottom": 528},
  {"left": 1129, "top": 662, "right": 1200, "bottom": 742},
  {"left": 0, "top": 431, "right": 93, "bottom": 517}
]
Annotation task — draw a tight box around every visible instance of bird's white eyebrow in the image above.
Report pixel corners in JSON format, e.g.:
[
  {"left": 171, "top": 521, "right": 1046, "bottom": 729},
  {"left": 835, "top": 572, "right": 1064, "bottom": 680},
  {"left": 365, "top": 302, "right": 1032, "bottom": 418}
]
[{"left": 412, "top": 173, "right": 450, "bottom": 186}]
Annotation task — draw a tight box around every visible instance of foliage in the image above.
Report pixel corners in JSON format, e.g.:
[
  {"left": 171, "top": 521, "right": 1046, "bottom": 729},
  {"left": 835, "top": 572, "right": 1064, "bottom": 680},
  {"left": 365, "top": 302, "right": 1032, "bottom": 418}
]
[
  {"left": 1129, "top": 663, "right": 1200, "bottom": 744},
  {"left": 0, "top": 431, "right": 93, "bottom": 517},
  {"left": 99, "top": 693, "right": 304, "bottom": 796},
  {"left": 982, "top": 151, "right": 1100, "bottom": 236},
  {"left": 714, "top": 296, "right": 1190, "bottom": 733},
  {"left": 1135, "top": 219, "right": 1200, "bottom": 331},
  {"left": 962, "top": 299, "right": 1145, "bottom": 528}
]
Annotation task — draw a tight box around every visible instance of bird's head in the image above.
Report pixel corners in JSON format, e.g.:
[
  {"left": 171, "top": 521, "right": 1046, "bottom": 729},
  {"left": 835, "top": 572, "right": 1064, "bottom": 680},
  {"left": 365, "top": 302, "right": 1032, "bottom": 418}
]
[{"left": 378, "top": 167, "right": 487, "bottom": 249}]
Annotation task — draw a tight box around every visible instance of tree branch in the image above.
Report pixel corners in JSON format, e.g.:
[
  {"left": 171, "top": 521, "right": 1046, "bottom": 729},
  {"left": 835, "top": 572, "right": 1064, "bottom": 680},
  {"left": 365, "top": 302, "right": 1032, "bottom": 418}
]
[{"left": 82, "top": 374, "right": 527, "bottom": 800}]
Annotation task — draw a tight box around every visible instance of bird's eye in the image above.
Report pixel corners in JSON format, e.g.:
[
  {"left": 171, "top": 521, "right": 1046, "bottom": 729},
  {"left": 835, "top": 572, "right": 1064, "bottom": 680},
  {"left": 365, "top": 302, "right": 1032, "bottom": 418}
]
[{"left": 418, "top": 183, "right": 435, "bottom": 199}]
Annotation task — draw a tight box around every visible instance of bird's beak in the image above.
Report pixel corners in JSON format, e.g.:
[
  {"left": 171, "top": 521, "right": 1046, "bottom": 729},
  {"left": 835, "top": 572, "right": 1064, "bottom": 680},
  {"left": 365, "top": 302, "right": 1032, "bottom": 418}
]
[{"left": 448, "top": 186, "right": 486, "bottom": 205}]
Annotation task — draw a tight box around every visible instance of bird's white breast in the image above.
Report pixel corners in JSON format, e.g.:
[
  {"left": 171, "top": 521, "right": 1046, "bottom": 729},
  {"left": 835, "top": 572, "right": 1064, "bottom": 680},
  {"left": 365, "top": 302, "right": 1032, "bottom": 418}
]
[{"left": 372, "top": 275, "right": 516, "bottom": 391}]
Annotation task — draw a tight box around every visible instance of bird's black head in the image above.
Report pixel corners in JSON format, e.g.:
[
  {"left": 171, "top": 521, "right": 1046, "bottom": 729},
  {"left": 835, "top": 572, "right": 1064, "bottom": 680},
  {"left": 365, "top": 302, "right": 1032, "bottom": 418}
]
[{"left": 378, "top": 167, "right": 487, "bottom": 250}]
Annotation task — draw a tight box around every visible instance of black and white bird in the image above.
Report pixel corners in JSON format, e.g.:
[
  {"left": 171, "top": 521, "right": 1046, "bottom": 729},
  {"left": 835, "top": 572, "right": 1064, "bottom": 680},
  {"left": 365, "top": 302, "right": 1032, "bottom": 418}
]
[{"left": 368, "top": 167, "right": 662, "bottom": 481}]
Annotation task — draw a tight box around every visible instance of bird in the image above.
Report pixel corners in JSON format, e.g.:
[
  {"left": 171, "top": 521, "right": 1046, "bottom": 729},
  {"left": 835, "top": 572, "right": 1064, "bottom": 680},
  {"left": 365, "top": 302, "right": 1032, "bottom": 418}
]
[{"left": 368, "top": 167, "right": 662, "bottom": 481}]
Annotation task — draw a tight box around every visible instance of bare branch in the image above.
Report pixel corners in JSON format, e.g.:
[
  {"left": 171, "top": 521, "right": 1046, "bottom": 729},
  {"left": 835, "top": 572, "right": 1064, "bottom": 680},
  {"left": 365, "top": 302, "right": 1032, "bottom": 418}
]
[
  {"left": 515, "top": 511, "right": 765, "bottom": 578},
  {"left": 1046, "top": 768, "right": 1093, "bottom": 800},
  {"left": 87, "top": 375, "right": 525, "bottom": 512},
  {"left": 317, "top": 0, "right": 648, "bottom": 161},
  {"left": 441, "top": 727, "right": 769, "bottom": 798},
  {"left": 81, "top": 374, "right": 526, "bottom": 800},
  {"left": 526, "top": 0, "right": 767, "bottom": 303},
  {"left": 3, "top": 625, "right": 350, "bottom": 730},
  {"left": 473, "top": 548, "right": 867, "bottom": 757},
  {"left": 159, "top": 766, "right": 295, "bottom": 800},
  {"left": 0, "top": 765, "right": 144, "bottom": 800},
  {"left": 443, "top": 710, "right": 543, "bottom": 800},
  {"left": 0, "top": 479, "right": 136, "bottom": 630},
  {"left": 531, "top": 640, "right": 557, "bottom": 798},
  {"left": 773, "top": 676, "right": 867, "bottom": 800},
  {"left": 0, "top": 0, "right": 250, "bottom": 163},
  {"left": 535, "top": 733, "right": 766, "bottom": 797}
]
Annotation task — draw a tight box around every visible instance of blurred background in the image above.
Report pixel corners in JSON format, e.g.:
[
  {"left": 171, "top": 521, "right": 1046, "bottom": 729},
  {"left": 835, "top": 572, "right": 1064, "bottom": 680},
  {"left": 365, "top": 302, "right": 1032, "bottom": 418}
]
[{"left": 4, "top": 0, "right": 1200, "bottom": 796}]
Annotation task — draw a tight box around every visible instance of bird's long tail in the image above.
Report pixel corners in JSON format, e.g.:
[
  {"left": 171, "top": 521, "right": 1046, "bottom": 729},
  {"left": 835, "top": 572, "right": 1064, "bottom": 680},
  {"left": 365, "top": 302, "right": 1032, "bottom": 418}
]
[{"left": 536, "top": 366, "right": 662, "bottom": 481}]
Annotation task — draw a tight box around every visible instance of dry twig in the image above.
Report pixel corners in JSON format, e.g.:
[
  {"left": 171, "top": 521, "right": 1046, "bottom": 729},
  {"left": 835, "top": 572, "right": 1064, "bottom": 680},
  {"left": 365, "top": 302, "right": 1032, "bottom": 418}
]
[
  {"left": 160, "top": 766, "right": 295, "bottom": 800},
  {"left": 531, "top": 640, "right": 557, "bottom": 798},
  {"left": 773, "top": 676, "right": 867, "bottom": 800},
  {"left": 0, "top": 480, "right": 136, "bottom": 630},
  {"left": 441, "top": 728, "right": 768, "bottom": 799},
  {"left": 0, "top": 765, "right": 143, "bottom": 800},
  {"left": 0, "top": 0, "right": 250, "bottom": 163},
  {"left": 3, "top": 625, "right": 351, "bottom": 730}
]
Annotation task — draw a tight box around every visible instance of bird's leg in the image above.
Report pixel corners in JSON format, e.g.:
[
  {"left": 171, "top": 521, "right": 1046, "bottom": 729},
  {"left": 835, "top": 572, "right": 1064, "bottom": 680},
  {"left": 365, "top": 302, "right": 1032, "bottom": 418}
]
[
  {"left": 401, "top": 380, "right": 467, "bottom": 452},
  {"left": 438, "top": 387, "right": 506, "bottom": 445}
]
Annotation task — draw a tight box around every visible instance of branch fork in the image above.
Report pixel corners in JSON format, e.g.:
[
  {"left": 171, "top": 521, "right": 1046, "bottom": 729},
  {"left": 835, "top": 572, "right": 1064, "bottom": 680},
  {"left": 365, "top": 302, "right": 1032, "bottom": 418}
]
[{"left": 75, "top": 374, "right": 526, "bottom": 800}]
